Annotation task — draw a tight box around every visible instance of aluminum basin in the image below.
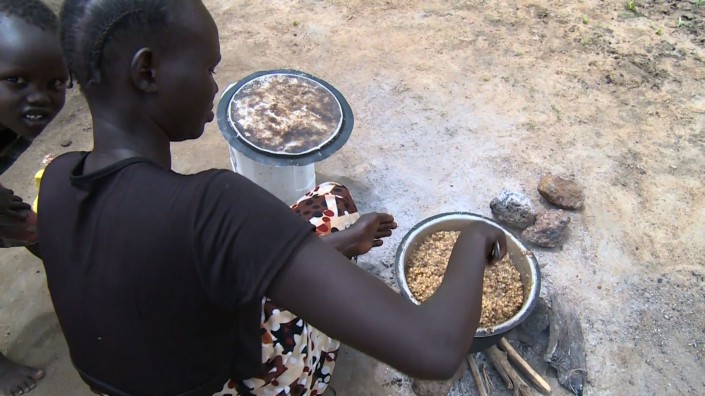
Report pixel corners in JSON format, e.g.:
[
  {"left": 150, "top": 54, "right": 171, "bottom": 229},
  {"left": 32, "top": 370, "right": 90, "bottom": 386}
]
[{"left": 395, "top": 212, "right": 541, "bottom": 352}]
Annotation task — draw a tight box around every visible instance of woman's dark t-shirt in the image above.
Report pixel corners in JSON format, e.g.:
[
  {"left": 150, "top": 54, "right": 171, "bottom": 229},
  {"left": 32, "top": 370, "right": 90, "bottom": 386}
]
[{"left": 38, "top": 152, "right": 313, "bottom": 396}]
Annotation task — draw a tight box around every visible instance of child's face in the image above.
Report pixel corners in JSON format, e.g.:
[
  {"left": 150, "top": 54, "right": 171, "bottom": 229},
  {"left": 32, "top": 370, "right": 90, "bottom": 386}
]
[{"left": 0, "top": 15, "right": 68, "bottom": 139}]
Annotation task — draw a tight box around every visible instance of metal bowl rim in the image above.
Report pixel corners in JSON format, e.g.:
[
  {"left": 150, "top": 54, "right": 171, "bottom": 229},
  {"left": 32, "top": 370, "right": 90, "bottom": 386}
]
[{"left": 394, "top": 212, "right": 541, "bottom": 337}]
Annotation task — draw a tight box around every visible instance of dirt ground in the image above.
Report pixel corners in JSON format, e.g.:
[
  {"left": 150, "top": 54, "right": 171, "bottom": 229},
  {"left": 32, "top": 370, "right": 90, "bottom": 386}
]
[{"left": 1, "top": 0, "right": 704, "bottom": 395}]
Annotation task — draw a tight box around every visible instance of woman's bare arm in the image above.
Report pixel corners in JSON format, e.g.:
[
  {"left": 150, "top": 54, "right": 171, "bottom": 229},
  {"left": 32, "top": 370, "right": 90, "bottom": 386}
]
[{"left": 266, "top": 223, "right": 506, "bottom": 380}]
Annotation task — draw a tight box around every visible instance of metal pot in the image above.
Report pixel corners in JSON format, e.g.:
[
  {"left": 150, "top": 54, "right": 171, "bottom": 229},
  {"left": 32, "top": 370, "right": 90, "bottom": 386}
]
[{"left": 394, "top": 212, "right": 541, "bottom": 353}]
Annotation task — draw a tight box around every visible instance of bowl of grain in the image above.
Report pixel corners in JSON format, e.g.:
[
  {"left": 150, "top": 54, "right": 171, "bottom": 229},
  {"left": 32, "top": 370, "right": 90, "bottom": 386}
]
[{"left": 395, "top": 212, "right": 541, "bottom": 353}]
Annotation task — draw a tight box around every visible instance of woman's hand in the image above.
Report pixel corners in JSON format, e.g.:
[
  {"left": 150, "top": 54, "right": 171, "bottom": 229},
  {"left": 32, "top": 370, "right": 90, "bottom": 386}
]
[
  {"left": 456, "top": 221, "right": 508, "bottom": 266},
  {"left": 320, "top": 212, "right": 397, "bottom": 258},
  {"left": 347, "top": 212, "right": 397, "bottom": 256}
]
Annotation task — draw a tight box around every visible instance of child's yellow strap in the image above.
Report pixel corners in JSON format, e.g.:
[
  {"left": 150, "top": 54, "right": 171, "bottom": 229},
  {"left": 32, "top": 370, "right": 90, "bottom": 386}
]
[{"left": 32, "top": 168, "right": 45, "bottom": 213}]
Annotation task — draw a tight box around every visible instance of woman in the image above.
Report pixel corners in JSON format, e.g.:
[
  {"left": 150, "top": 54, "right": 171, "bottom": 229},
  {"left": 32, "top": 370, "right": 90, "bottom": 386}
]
[{"left": 37, "top": 1, "right": 507, "bottom": 395}]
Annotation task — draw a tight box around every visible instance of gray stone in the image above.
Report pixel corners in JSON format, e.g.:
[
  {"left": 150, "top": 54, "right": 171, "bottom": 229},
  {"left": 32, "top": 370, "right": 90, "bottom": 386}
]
[
  {"left": 490, "top": 190, "right": 536, "bottom": 229},
  {"left": 522, "top": 210, "right": 571, "bottom": 248},
  {"left": 411, "top": 378, "right": 455, "bottom": 396},
  {"left": 59, "top": 138, "right": 72, "bottom": 147},
  {"left": 538, "top": 174, "right": 584, "bottom": 210},
  {"left": 411, "top": 364, "right": 464, "bottom": 396}
]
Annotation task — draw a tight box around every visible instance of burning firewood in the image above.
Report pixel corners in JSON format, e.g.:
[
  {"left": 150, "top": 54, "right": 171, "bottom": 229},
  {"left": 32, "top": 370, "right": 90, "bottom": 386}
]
[
  {"left": 485, "top": 345, "right": 534, "bottom": 396},
  {"left": 466, "top": 354, "right": 488, "bottom": 396},
  {"left": 499, "top": 338, "right": 552, "bottom": 394}
]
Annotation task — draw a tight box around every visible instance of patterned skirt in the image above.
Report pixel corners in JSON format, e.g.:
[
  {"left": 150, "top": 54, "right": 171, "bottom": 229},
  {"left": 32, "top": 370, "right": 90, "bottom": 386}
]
[{"left": 214, "top": 182, "right": 359, "bottom": 396}]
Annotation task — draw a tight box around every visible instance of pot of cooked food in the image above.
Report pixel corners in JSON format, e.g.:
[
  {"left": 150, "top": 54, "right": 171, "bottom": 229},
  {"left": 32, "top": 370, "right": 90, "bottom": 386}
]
[
  {"left": 395, "top": 212, "right": 541, "bottom": 353},
  {"left": 218, "top": 69, "right": 354, "bottom": 205}
]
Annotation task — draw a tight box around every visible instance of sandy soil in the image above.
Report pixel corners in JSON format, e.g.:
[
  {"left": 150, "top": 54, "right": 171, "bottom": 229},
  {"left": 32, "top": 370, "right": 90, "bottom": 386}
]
[{"left": 1, "top": 0, "right": 704, "bottom": 395}]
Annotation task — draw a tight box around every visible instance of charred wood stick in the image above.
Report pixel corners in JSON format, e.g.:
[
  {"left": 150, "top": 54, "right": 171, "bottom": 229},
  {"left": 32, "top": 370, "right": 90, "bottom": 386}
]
[
  {"left": 486, "top": 347, "right": 512, "bottom": 389},
  {"left": 499, "top": 337, "right": 552, "bottom": 394},
  {"left": 482, "top": 364, "right": 494, "bottom": 392},
  {"left": 467, "top": 354, "right": 488, "bottom": 396},
  {"left": 485, "top": 345, "right": 533, "bottom": 396}
]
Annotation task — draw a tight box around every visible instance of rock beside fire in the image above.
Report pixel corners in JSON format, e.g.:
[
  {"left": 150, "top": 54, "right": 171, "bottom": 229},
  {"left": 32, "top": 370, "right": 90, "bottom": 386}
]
[
  {"left": 538, "top": 175, "right": 584, "bottom": 210},
  {"left": 522, "top": 210, "right": 571, "bottom": 248},
  {"left": 490, "top": 190, "right": 537, "bottom": 229}
]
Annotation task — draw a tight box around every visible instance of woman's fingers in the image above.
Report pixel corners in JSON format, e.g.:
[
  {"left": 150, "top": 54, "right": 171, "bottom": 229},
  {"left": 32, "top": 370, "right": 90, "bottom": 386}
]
[
  {"left": 372, "top": 219, "right": 397, "bottom": 239},
  {"left": 376, "top": 212, "right": 395, "bottom": 223},
  {"left": 375, "top": 230, "right": 393, "bottom": 238},
  {"left": 378, "top": 221, "right": 397, "bottom": 230},
  {"left": 384, "top": 221, "right": 398, "bottom": 229}
]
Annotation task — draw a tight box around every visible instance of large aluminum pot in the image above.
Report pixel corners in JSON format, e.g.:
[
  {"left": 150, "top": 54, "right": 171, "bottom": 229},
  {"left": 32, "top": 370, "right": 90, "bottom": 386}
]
[{"left": 395, "top": 212, "right": 541, "bottom": 352}]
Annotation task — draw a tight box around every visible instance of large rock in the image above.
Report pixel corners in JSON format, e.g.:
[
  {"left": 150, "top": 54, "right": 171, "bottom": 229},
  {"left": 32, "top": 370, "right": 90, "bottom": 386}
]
[
  {"left": 490, "top": 190, "right": 536, "bottom": 229},
  {"left": 538, "top": 175, "right": 585, "bottom": 210},
  {"left": 522, "top": 210, "right": 571, "bottom": 248}
]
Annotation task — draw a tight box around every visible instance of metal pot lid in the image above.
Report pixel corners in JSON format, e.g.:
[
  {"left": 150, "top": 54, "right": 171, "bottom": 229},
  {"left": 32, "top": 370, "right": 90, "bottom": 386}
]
[{"left": 218, "top": 70, "right": 354, "bottom": 167}]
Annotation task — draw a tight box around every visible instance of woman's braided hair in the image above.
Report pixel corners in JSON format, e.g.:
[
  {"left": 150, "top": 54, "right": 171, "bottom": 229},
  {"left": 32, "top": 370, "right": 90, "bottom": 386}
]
[
  {"left": 59, "top": 0, "right": 170, "bottom": 88},
  {"left": 0, "top": 0, "right": 59, "bottom": 33}
]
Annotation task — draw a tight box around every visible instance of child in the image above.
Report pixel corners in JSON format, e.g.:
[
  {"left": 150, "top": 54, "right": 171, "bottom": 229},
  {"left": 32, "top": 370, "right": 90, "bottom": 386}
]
[
  {"left": 41, "top": 1, "right": 507, "bottom": 395},
  {"left": 0, "top": 0, "right": 68, "bottom": 395}
]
